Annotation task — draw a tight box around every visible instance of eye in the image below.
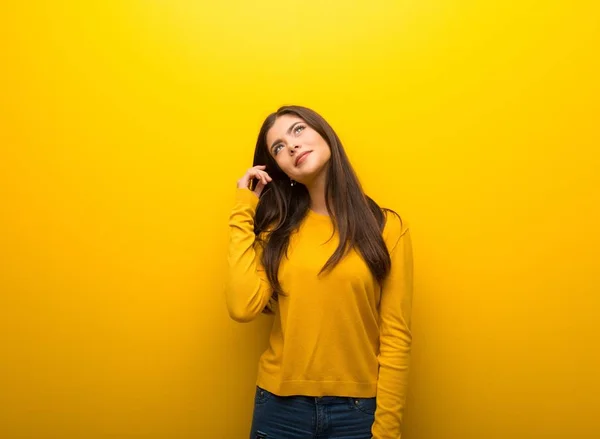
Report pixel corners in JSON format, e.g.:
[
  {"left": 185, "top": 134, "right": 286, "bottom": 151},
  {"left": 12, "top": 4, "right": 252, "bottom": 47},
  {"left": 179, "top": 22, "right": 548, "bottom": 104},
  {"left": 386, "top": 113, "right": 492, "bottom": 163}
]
[
  {"left": 294, "top": 124, "right": 305, "bottom": 134},
  {"left": 273, "top": 144, "right": 283, "bottom": 155}
]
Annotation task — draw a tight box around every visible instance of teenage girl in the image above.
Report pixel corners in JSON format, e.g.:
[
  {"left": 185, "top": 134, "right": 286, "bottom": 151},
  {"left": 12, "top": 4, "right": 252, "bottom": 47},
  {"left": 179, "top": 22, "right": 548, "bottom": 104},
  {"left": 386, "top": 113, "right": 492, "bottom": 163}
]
[{"left": 226, "top": 105, "right": 413, "bottom": 439}]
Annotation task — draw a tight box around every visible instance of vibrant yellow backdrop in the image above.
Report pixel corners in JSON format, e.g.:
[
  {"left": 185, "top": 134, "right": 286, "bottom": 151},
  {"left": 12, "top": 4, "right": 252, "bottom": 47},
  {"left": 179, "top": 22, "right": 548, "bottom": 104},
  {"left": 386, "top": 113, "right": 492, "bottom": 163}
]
[{"left": 1, "top": 1, "right": 598, "bottom": 438}]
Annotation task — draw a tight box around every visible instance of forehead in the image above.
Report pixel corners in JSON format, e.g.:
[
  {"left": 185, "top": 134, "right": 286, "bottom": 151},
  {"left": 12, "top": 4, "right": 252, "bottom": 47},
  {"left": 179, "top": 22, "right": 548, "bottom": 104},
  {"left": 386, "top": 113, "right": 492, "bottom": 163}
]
[{"left": 266, "top": 114, "right": 305, "bottom": 144}]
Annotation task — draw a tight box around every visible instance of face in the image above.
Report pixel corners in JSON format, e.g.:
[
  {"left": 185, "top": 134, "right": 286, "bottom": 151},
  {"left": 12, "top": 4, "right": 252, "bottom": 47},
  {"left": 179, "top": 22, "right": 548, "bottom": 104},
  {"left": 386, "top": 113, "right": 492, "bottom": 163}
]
[{"left": 265, "top": 114, "right": 331, "bottom": 185}]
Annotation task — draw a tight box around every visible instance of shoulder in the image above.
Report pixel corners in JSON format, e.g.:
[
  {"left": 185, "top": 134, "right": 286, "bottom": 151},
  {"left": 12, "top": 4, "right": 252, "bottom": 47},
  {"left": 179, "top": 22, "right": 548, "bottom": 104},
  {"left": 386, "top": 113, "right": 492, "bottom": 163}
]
[{"left": 381, "top": 208, "right": 409, "bottom": 250}]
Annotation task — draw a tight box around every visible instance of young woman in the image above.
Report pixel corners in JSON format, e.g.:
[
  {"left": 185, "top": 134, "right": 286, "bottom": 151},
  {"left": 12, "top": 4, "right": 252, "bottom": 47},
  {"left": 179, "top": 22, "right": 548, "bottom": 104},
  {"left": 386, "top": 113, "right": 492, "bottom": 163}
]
[{"left": 225, "top": 105, "right": 413, "bottom": 439}]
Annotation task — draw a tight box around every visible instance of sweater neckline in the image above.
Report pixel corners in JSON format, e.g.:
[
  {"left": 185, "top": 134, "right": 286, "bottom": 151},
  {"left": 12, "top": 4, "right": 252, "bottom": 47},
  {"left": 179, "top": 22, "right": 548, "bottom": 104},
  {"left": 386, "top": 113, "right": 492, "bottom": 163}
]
[{"left": 306, "top": 208, "right": 333, "bottom": 224}]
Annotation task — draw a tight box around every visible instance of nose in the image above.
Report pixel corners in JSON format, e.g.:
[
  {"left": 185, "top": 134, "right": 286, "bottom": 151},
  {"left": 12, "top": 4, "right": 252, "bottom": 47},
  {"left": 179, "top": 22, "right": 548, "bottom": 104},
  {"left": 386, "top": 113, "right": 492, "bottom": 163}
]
[{"left": 288, "top": 143, "right": 300, "bottom": 153}]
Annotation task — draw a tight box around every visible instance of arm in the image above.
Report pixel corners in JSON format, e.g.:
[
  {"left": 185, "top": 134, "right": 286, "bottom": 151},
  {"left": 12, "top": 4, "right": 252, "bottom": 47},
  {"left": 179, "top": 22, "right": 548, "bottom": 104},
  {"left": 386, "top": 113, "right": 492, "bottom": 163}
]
[
  {"left": 224, "top": 188, "right": 273, "bottom": 323},
  {"left": 372, "top": 217, "right": 414, "bottom": 439}
]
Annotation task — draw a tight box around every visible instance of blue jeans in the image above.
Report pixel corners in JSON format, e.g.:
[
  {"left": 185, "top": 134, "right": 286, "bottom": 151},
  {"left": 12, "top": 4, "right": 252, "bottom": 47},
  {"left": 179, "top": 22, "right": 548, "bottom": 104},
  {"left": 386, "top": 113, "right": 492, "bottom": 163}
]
[{"left": 250, "top": 385, "right": 376, "bottom": 439}]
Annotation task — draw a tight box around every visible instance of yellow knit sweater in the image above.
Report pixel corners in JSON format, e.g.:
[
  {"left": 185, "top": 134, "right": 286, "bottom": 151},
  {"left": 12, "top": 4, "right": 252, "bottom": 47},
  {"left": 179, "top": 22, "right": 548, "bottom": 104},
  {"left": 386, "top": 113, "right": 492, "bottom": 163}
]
[{"left": 225, "top": 188, "right": 413, "bottom": 439}]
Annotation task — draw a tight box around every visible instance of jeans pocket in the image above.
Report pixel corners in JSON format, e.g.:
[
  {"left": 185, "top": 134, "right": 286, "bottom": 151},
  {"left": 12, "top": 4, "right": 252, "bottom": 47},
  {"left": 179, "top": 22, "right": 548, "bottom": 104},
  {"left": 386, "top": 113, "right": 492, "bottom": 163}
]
[
  {"left": 348, "top": 396, "right": 377, "bottom": 415},
  {"left": 254, "top": 386, "right": 272, "bottom": 406}
]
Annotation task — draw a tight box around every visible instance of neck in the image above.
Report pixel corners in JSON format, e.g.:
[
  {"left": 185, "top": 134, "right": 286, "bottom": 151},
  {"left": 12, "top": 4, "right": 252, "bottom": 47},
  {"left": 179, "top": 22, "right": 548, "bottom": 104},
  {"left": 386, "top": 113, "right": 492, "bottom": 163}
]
[{"left": 305, "top": 169, "right": 329, "bottom": 216}]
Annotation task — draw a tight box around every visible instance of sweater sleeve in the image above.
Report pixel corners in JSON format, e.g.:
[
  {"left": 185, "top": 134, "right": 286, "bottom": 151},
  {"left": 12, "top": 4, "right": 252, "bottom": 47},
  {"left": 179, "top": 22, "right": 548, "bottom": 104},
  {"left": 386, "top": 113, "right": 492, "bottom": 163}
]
[
  {"left": 372, "top": 213, "right": 414, "bottom": 439},
  {"left": 224, "top": 188, "right": 273, "bottom": 323}
]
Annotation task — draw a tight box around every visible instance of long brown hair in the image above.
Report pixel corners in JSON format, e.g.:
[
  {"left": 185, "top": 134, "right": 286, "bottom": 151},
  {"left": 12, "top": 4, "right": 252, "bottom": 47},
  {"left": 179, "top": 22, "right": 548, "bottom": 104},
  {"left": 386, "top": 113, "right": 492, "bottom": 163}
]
[{"left": 252, "top": 105, "right": 400, "bottom": 314}]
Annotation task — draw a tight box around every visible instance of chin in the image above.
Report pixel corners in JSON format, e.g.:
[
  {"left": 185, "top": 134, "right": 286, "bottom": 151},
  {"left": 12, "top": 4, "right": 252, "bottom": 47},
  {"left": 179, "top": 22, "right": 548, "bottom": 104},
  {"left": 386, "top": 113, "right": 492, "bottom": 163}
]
[{"left": 298, "top": 166, "right": 327, "bottom": 183}]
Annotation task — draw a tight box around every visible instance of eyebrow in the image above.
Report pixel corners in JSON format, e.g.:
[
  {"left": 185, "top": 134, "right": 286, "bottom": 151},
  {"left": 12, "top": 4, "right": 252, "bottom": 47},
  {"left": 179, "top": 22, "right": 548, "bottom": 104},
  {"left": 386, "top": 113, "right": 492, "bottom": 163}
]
[{"left": 270, "top": 121, "right": 302, "bottom": 152}]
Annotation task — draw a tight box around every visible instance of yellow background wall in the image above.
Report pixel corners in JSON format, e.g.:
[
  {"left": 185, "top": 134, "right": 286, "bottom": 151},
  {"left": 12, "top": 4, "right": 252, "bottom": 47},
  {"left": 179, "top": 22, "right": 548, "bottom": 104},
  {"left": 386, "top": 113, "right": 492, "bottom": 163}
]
[{"left": 1, "top": 1, "right": 598, "bottom": 438}]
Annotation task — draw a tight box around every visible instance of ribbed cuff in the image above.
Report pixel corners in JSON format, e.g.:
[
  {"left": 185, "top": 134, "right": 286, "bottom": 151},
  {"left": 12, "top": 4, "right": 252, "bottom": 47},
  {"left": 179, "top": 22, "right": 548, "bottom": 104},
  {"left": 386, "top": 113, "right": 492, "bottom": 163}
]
[{"left": 235, "top": 188, "right": 260, "bottom": 208}]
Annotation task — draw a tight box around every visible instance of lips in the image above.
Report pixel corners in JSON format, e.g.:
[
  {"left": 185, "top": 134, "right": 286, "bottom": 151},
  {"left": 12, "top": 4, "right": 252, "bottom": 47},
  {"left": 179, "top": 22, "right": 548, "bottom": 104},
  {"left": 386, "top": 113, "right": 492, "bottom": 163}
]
[{"left": 295, "top": 151, "right": 312, "bottom": 166}]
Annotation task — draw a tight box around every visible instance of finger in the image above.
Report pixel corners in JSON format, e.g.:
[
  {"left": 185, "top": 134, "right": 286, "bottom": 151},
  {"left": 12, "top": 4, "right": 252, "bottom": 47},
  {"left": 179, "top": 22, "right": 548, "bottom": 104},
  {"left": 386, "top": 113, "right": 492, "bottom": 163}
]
[
  {"left": 254, "top": 179, "right": 265, "bottom": 195},
  {"left": 243, "top": 168, "right": 269, "bottom": 188},
  {"left": 248, "top": 170, "right": 261, "bottom": 181},
  {"left": 258, "top": 170, "right": 272, "bottom": 182},
  {"left": 252, "top": 171, "right": 265, "bottom": 183},
  {"left": 256, "top": 171, "right": 267, "bottom": 185},
  {"left": 239, "top": 169, "right": 260, "bottom": 189}
]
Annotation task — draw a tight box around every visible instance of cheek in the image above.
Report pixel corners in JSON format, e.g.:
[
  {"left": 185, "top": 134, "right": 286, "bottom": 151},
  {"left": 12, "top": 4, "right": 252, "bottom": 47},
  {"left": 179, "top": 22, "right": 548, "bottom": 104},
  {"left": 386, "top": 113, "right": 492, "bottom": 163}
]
[
  {"left": 276, "top": 156, "right": 293, "bottom": 171},
  {"left": 315, "top": 135, "right": 329, "bottom": 152},
  {"left": 317, "top": 141, "right": 331, "bottom": 159},
  {"left": 306, "top": 132, "right": 323, "bottom": 145}
]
